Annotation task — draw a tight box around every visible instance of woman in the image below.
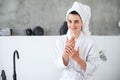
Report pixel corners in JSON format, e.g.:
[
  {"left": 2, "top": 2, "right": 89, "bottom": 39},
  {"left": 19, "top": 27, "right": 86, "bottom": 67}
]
[{"left": 55, "top": 1, "right": 99, "bottom": 80}]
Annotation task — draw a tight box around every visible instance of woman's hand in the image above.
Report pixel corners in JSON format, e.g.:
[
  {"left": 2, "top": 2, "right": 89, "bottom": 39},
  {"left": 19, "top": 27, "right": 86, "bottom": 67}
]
[
  {"left": 63, "top": 37, "right": 86, "bottom": 70},
  {"left": 62, "top": 37, "right": 75, "bottom": 66},
  {"left": 64, "top": 37, "right": 75, "bottom": 56},
  {"left": 70, "top": 47, "right": 80, "bottom": 62},
  {"left": 70, "top": 47, "right": 86, "bottom": 71}
]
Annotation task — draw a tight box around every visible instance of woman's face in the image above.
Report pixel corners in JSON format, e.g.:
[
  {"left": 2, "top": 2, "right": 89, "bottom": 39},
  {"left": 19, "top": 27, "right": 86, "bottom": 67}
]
[{"left": 67, "top": 14, "right": 82, "bottom": 35}]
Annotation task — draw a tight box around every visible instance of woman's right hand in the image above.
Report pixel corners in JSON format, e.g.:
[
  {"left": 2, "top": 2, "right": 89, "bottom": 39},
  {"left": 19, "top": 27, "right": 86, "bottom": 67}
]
[
  {"left": 62, "top": 37, "right": 75, "bottom": 66},
  {"left": 64, "top": 37, "right": 75, "bottom": 56}
]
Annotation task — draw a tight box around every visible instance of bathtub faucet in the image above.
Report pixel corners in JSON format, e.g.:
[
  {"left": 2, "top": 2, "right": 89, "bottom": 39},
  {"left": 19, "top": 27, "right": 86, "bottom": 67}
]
[{"left": 13, "top": 50, "right": 19, "bottom": 80}]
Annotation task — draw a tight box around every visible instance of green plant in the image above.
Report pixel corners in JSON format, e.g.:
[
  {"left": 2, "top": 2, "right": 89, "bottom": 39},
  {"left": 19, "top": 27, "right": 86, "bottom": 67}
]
[{"left": 99, "top": 50, "right": 107, "bottom": 61}]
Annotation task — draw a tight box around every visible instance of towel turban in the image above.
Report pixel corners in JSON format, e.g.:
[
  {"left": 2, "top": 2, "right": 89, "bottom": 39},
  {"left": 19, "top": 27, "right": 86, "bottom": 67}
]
[{"left": 66, "top": 1, "right": 91, "bottom": 36}]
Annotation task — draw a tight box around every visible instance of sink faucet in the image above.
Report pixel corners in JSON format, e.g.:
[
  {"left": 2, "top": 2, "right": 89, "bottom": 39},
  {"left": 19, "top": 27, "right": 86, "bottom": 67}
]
[{"left": 13, "top": 50, "right": 19, "bottom": 80}]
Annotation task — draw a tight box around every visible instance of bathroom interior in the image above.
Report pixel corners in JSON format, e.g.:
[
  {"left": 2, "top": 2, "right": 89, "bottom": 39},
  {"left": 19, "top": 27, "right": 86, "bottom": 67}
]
[{"left": 0, "top": 0, "right": 120, "bottom": 80}]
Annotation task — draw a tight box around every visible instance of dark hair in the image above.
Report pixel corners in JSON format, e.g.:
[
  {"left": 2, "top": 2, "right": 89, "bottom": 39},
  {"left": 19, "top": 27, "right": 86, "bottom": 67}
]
[{"left": 69, "top": 11, "right": 81, "bottom": 19}]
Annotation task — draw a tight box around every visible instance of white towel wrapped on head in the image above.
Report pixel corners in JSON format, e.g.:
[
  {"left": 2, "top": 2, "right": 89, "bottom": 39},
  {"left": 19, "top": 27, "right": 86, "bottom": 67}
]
[{"left": 66, "top": 1, "right": 91, "bottom": 36}]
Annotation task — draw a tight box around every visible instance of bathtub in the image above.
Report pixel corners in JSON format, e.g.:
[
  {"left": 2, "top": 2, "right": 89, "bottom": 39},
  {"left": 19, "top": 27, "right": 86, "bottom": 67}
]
[{"left": 0, "top": 36, "right": 120, "bottom": 80}]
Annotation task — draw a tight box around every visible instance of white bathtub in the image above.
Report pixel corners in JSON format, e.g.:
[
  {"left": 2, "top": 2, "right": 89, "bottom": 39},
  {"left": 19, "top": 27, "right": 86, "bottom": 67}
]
[{"left": 0, "top": 36, "right": 120, "bottom": 80}]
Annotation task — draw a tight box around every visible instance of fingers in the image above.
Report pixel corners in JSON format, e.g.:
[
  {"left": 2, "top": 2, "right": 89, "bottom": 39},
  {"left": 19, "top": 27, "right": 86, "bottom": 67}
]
[
  {"left": 66, "top": 37, "right": 75, "bottom": 47},
  {"left": 65, "top": 45, "right": 73, "bottom": 55},
  {"left": 66, "top": 37, "right": 75, "bottom": 43},
  {"left": 72, "top": 47, "right": 80, "bottom": 55},
  {"left": 70, "top": 39, "right": 75, "bottom": 46},
  {"left": 69, "top": 37, "right": 75, "bottom": 43},
  {"left": 65, "top": 37, "right": 75, "bottom": 56}
]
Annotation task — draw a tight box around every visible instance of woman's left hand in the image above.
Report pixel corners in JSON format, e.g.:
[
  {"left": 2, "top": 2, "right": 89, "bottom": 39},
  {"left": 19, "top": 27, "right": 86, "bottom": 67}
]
[
  {"left": 70, "top": 47, "right": 86, "bottom": 70},
  {"left": 70, "top": 47, "right": 80, "bottom": 62}
]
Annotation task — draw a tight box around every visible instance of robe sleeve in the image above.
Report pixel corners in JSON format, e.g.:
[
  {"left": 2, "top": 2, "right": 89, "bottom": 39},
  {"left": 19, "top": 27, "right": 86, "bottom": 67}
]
[{"left": 85, "top": 40, "right": 100, "bottom": 74}]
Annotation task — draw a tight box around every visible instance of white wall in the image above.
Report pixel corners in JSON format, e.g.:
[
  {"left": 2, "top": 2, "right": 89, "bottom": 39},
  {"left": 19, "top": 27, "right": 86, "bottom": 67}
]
[{"left": 0, "top": 36, "right": 120, "bottom": 80}]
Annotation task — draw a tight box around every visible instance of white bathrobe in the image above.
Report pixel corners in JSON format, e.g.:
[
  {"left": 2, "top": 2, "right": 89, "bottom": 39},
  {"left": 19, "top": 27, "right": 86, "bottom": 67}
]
[
  {"left": 54, "top": 32, "right": 99, "bottom": 80},
  {"left": 54, "top": 1, "right": 99, "bottom": 80}
]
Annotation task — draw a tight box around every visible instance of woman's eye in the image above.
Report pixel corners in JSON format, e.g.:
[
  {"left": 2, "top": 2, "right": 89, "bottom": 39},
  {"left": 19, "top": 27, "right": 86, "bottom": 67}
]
[
  {"left": 75, "top": 20, "right": 79, "bottom": 23},
  {"left": 68, "top": 20, "right": 72, "bottom": 23}
]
